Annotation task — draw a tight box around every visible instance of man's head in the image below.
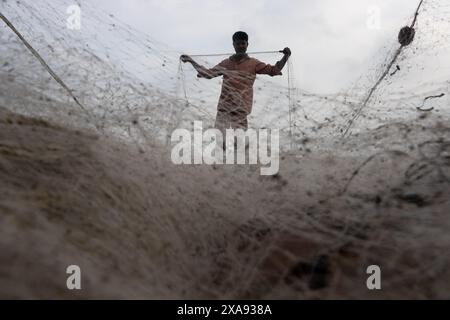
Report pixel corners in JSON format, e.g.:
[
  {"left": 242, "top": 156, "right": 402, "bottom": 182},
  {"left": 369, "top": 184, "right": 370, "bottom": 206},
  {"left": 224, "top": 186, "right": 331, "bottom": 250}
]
[{"left": 232, "top": 31, "right": 248, "bottom": 54}]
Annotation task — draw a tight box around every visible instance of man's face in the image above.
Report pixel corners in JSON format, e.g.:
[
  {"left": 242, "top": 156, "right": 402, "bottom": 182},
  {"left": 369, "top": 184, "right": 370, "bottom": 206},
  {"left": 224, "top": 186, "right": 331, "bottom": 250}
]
[{"left": 233, "top": 40, "right": 248, "bottom": 54}]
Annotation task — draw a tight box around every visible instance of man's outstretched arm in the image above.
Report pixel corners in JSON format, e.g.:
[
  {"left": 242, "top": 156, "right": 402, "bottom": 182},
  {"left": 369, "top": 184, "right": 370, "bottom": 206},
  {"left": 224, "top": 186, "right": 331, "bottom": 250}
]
[
  {"left": 255, "top": 47, "right": 292, "bottom": 76},
  {"left": 180, "top": 55, "right": 223, "bottom": 79},
  {"left": 275, "top": 47, "right": 292, "bottom": 71}
]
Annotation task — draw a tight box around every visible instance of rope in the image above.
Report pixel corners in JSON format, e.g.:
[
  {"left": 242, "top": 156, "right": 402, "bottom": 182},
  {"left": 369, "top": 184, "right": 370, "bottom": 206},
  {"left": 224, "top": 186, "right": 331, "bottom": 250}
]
[
  {"left": 177, "top": 60, "right": 189, "bottom": 104},
  {"left": 410, "top": 0, "right": 424, "bottom": 28},
  {"left": 0, "top": 12, "right": 88, "bottom": 114},
  {"left": 287, "top": 60, "right": 294, "bottom": 150},
  {"left": 417, "top": 93, "right": 445, "bottom": 112},
  {"left": 190, "top": 50, "right": 283, "bottom": 58},
  {"left": 340, "top": 0, "right": 426, "bottom": 139}
]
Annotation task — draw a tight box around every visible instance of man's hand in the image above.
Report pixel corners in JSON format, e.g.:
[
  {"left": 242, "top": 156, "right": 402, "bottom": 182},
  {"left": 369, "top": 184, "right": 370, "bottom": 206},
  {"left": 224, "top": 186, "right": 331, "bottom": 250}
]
[
  {"left": 280, "top": 47, "right": 291, "bottom": 57},
  {"left": 179, "top": 55, "right": 214, "bottom": 78},
  {"left": 180, "top": 54, "right": 194, "bottom": 63},
  {"left": 275, "top": 47, "right": 291, "bottom": 71}
]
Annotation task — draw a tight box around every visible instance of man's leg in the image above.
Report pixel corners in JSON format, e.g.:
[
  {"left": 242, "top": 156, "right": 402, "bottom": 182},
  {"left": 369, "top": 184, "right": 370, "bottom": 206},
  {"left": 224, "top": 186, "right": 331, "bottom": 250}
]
[
  {"left": 230, "top": 110, "right": 249, "bottom": 153},
  {"left": 233, "top": 112, "right": 248, "bottom": 131},
  {"left": 214, "top": 109, "right": 230, "bottom": 150}
]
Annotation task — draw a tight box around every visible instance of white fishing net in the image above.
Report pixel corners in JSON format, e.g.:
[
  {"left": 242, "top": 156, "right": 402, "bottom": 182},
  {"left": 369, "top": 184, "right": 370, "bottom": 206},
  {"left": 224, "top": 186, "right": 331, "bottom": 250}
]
[{"left": 1, "top": 0, "right": 450, "bottom": 299}]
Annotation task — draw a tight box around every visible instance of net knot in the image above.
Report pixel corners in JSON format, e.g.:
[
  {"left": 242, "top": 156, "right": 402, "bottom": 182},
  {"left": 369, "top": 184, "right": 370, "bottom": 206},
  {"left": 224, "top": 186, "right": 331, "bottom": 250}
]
[{"left": 398, "top": 26, "right": 415, "bottom": 46}]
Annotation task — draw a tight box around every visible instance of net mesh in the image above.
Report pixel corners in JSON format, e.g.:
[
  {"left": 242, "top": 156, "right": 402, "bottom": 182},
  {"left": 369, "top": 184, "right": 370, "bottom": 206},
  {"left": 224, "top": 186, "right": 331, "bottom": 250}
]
[{"left": 1, "top": 0, "right": 450, "bottom": 299}]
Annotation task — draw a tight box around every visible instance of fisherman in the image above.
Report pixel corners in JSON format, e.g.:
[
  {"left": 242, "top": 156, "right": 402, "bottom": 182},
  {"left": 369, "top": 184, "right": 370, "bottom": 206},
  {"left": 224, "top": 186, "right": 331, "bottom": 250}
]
[{"left": 180, "top": 31, "right": 291, "bottom": 145}]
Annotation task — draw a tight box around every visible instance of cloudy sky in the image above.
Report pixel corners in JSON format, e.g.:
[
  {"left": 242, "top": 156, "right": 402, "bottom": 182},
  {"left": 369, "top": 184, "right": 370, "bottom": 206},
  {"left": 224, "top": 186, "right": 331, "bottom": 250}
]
[{"left": 94, "top": 0, "right": 419, "bottom": 94}]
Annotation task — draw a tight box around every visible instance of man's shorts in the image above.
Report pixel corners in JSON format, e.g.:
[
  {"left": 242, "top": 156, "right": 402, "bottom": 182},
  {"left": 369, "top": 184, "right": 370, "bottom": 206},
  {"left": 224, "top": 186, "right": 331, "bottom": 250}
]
[
  {"left": 214, "top": 108, "right": 249, "bottom": 150},
  {"left": 214, "top": 108, "right": 248, "bottom": 133}
]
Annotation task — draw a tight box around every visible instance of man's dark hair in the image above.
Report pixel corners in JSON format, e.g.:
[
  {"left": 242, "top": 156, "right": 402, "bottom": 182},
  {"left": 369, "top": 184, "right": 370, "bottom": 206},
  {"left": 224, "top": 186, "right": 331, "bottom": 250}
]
[{"left": 233, "top": 31, "right": 248, "bottom": 42}]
